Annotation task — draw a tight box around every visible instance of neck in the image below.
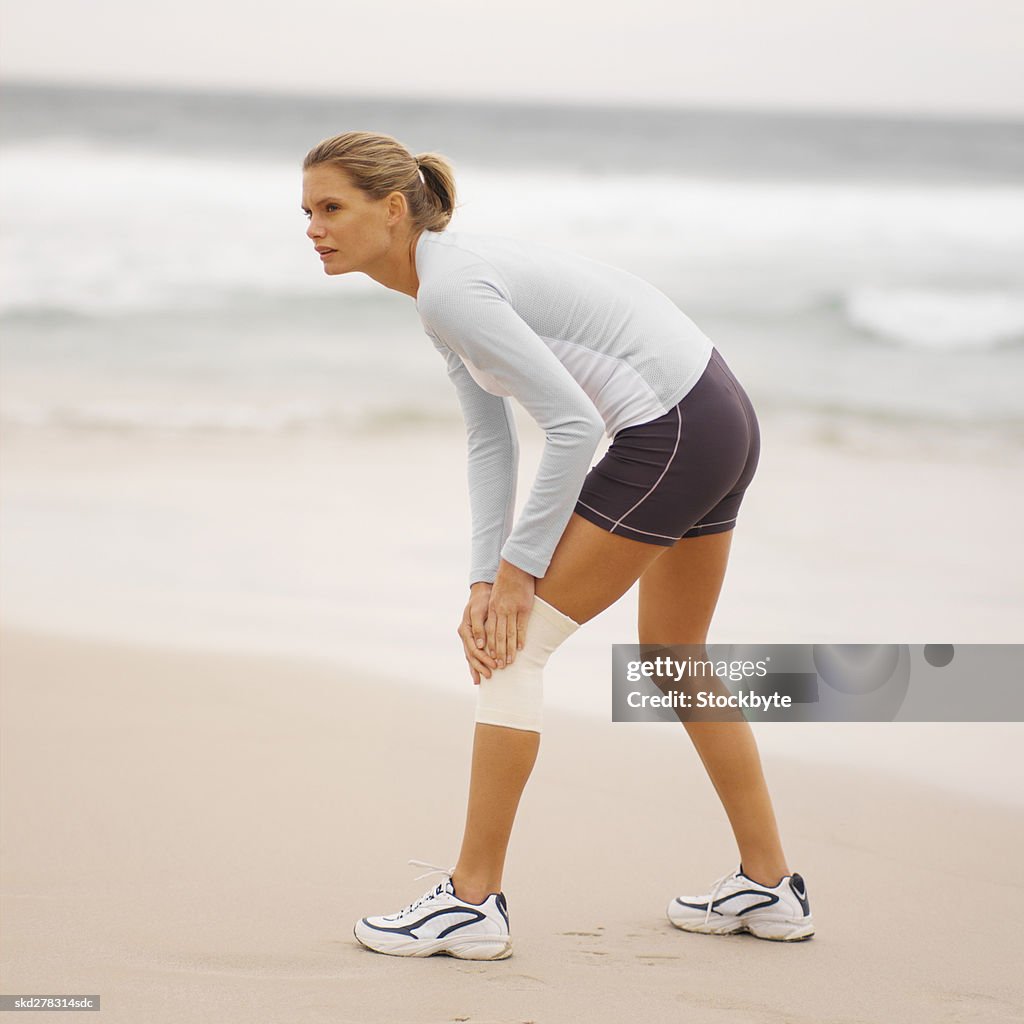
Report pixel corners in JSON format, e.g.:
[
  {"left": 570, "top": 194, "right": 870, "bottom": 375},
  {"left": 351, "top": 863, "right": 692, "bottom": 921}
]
[{"left": 363, "top": 229, "right": 423, "bottom": 299}]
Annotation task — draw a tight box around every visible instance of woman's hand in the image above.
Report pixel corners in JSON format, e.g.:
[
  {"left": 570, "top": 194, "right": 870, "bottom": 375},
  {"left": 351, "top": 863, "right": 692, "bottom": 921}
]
[
  {"left": 485, "top": 559, "right": 536, "bottom": 671},
  {"left": 459, "top": 583, "right": 498, "bottom": 685}
]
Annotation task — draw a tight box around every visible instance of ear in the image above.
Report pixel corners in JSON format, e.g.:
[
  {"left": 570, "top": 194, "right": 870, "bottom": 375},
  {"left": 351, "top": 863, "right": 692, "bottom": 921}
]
[{"left": 386, "top": 190, "right": 410, "bottom": 227}]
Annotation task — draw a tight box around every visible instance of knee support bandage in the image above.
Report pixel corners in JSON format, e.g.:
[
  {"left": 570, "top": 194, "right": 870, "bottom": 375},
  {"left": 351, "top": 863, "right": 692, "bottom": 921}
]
[{"left": 475, "top": 595, "right": 579, "bottom": 733}]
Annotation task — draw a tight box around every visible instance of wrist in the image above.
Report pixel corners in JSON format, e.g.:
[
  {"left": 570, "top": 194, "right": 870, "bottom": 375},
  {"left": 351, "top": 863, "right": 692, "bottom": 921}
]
[{"left": 497, "top": 558, "right": 535, "bottom": 584}]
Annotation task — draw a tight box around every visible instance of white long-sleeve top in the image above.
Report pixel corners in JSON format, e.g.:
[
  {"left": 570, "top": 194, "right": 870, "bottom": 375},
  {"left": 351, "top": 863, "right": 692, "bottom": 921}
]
[{"left": 414, "top": 228, "right": 714, "bottom": 584}]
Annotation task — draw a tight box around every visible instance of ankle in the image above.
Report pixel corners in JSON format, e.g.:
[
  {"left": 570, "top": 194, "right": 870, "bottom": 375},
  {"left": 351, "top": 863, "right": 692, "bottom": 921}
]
[
  {"left": 451, "top": 870, "right": 500, "bottom": 904},
  {"left": 740, "top": 861, "right": 790, "bottom": 888}
]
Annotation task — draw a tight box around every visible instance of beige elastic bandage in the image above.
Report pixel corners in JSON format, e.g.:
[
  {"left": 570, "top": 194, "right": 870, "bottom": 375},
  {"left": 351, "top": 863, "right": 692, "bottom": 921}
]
[{"left": 475, "top": 595, "right": 580, "bottom": 733}]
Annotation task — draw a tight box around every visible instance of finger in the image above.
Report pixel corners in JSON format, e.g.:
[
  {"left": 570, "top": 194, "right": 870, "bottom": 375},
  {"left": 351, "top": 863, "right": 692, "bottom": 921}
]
[
  {"left": 484, "top": 611, "right": 497, "bottom": 660},
  {"left": 470, "top": 602, "right": 487, "bottom": 650},
  {"left": 461, "top": 624, "right": 495, "bottom": 671},
  {"left": 468, "top": 649, "right": 492, "bottom": 679},
  {"left": 494, "top": 614, "right": 507, "bottom": 668}
]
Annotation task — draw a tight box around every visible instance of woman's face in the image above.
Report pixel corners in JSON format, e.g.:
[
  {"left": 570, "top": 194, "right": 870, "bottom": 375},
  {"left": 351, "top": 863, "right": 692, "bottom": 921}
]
[{"left": 302, "top": 163, "right": 396, "bottom": 276}]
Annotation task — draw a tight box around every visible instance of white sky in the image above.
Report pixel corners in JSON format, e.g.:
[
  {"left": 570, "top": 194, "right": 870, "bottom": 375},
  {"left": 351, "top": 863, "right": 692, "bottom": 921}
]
[{"left": 1, "top": 0, "right": 1022, "bottom": 119}]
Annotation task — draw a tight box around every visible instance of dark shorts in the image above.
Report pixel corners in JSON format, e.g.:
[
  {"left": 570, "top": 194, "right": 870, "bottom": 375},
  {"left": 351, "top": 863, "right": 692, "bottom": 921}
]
[{"left": 573, "top": 348, "right": 760, "bottom": 545}]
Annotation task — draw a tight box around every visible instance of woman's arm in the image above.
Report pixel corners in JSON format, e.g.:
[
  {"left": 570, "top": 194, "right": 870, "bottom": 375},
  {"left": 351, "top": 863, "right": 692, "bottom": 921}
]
[
  {"left": 433, "top": 336, "right": 521, "bottom": 679},
  {"left": 432, "top": 337, "right": 519, "bottom": 587},
  {"left": 421, "top": 275, "right": 605, "bottom": 580}
]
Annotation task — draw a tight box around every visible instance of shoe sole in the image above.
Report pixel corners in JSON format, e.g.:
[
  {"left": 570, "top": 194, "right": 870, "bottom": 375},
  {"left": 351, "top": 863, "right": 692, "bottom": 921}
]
[
  {"left": 353, "top": 924, "right": 513, "bottom": 960},
  {"left": 668, "top": 913, "right": 814, "bottom": 942}
]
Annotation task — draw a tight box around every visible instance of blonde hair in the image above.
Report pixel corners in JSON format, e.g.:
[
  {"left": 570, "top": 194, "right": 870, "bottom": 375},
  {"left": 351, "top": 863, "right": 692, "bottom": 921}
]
[{"left": 303, "top": 131, "right": 457, "bottom": 232}]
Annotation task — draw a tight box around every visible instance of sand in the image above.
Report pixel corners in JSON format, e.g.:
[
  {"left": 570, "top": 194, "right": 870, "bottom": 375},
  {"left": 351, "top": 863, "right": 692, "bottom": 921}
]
[
  {"left": 2, "top": 626, "right": 1023, "bottom": 1024},
  {"left": 2, "top": 407, "right": 1023, "bottom": 1021}
]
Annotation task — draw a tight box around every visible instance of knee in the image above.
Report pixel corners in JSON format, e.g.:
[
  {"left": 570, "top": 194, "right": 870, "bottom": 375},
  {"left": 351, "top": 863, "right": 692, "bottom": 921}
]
[{"left": 475, "top": 596, "right": 579, "bottom": 734}]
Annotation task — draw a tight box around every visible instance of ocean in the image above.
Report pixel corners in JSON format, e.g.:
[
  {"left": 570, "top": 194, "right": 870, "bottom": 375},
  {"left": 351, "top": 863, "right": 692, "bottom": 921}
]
[{"left": 2, "top": 82, "right": 1023, "bottom": 439}]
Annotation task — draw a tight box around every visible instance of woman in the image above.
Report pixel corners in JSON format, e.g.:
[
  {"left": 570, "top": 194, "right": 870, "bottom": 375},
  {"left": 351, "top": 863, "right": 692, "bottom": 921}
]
[{"left": 302, "top": 131, "right": 814, "bottom": 960}]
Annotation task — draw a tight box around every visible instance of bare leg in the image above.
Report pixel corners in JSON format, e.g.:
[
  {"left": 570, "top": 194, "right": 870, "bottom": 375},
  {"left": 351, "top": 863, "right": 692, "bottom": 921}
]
[
  {"left": 452, "top": 515, "right": 666, "bottom": 902},
  {"left": 450, "top": 725, "right": 539, "bottom": 903},
  {"left": 638, "top": 531, "right": 790, "bottom": 886}
]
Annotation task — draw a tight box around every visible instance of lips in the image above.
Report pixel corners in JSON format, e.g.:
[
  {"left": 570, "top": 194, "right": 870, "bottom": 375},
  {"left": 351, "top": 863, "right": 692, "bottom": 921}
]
[{"left": 315, "top": 247, "right": 336, "bottom": 257}]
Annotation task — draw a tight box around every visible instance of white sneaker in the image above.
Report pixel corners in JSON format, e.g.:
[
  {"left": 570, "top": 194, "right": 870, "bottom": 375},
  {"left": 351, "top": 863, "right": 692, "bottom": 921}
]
[
  {"left": 667, "top": 865, "right": 814, "bottom": 941},
  {"left": 354, "top": 860, "right": 512, "bottom": 960}
]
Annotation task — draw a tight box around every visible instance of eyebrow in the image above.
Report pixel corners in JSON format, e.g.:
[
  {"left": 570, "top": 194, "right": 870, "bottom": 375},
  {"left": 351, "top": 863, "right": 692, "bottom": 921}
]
[{"left": 300, "top": 196, "right": 344, "bottom": 211}]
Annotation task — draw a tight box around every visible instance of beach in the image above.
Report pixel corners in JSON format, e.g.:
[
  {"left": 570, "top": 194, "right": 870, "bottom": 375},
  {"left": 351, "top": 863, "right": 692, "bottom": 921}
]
[
  {"left": 3, "top": 82, "right": 1024, "bottom": 1022},
  {"left": 2, "top": 623, "right": 1023, "bottom": 1024},
  {"left": 2, "top": 416, "right": 1024, "bottom": 1022}
]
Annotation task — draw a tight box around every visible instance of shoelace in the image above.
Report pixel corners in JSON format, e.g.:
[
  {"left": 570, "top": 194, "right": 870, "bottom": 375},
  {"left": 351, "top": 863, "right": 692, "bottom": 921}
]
[
  {"left": 703, "top": 868, "right": 741, "bottom": 926},
  {"left": 409, "top": 858, "right": 456, "bottom": 882},
  {"left": 394, "top": 859, "right": 457, "bottom": 918}
]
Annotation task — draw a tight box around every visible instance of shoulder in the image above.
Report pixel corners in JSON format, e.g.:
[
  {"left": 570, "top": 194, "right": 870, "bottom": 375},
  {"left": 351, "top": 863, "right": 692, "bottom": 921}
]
[{"left": 416, "top": 242, "right": 510, "bottom": 331}]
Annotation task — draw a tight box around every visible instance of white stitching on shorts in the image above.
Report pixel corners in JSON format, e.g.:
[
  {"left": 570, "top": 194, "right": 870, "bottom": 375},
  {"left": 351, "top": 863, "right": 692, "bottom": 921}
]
[
  {"left": 576, "top": 502, "right": 738, "bottom": 541},
  {"left": 610, "top": 405, "right": 683, "bottom": 531},
  {"left": 576, "top": 499, "right": 683, "bottom": 541}
]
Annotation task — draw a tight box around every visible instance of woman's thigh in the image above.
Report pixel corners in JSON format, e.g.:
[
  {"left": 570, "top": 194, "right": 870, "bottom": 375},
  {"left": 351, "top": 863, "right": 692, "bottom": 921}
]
[
  {"left": 534, "top": 513, "right": 667, "bottom": 625},
  {"left": 637, "top": 530, "right": 735, "bottom": 644},
  {"left": 533, "top": 516, "right": 735, "bottom": 643}
]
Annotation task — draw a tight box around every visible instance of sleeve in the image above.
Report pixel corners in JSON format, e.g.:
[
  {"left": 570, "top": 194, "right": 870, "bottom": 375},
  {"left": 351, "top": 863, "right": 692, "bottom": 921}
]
[
  {"left": 430, "top": 333, "right": 520, "bottom": 587},
  {"left": 420, "top": 273, "right": 605, "bottom": 579}
]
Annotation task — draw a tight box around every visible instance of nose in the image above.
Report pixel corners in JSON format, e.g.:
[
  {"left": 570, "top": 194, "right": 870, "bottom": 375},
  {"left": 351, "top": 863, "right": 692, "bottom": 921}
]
[{"left": 306, "top": 218, "right": 324, "bottom": 240}]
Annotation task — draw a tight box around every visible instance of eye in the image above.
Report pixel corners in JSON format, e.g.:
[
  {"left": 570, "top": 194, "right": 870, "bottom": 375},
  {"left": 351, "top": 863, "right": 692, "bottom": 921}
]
[
  {"left": 325, "top": 203, "right": 340, "bottom": 213},
  {"left": 302, "top": 209, "right": 311, "bottom": 219}
]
